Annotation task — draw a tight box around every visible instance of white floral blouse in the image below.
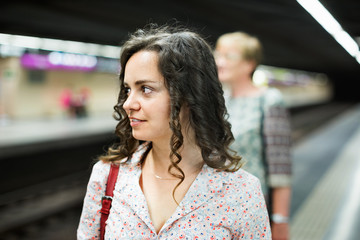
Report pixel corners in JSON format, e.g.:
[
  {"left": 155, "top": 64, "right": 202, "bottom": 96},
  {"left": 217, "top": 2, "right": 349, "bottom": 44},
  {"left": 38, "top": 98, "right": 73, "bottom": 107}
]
[{"left": 77, "top": 142, "right": 271, "bottom": 239}]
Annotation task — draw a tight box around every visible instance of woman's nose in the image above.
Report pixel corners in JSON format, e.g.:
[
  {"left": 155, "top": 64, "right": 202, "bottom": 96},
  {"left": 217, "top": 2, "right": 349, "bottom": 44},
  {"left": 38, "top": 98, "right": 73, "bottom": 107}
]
[
  {"left": 215, "top": 57, "right": 224, "bottom": 68},
  {"left": 123, "top": 93, "right": 140, "bottom": 111}
]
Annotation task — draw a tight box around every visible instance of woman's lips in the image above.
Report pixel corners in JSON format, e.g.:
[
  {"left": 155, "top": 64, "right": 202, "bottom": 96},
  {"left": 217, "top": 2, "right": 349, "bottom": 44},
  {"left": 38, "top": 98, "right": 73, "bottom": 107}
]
[{"left": 129, "top": 118, "right": 145, "bottom": 127}]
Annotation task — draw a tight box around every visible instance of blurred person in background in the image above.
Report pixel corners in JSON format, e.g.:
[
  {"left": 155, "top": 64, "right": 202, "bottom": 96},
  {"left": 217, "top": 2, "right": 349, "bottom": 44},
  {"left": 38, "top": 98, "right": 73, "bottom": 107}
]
[
  {"left": 59, "top": 87, "right": 74, "bottom": 118},
  {"left": 215, "top": 32, "right": 292, "bottom": 240},
  {"left": 77, "top": 24, "right": 271, "bottom": 239},
  {"left": 73, "top": 87, "right": 90, "bottom": 118}
]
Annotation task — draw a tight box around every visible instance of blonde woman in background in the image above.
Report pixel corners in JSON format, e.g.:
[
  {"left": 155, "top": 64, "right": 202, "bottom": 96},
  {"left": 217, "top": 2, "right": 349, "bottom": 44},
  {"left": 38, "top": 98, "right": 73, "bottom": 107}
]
[{"left": 215, "top": 32, "right": 292, "bottom": 240}]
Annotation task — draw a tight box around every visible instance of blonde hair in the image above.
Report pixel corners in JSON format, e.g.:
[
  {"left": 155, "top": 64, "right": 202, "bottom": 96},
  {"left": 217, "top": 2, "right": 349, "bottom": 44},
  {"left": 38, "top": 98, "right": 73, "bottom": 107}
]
[{"left": 216, "top": 32, "right": 263, "bottom": 67}]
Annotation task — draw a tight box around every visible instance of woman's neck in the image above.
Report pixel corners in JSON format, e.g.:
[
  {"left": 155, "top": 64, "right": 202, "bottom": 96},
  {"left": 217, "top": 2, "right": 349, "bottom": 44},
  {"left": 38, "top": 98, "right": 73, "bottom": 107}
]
[
  {"left": 147, "top": 140, "right": 203, "bottom": 177},
  {"left": 230, "top": 76, "right": 263, "bottom": 98}
]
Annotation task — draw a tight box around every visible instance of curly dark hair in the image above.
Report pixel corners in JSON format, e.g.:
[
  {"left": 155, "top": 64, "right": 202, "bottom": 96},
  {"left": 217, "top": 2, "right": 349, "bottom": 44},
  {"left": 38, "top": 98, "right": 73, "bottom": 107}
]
[{"left": 100, "top": 24, "right": 242, "bottom": 194}]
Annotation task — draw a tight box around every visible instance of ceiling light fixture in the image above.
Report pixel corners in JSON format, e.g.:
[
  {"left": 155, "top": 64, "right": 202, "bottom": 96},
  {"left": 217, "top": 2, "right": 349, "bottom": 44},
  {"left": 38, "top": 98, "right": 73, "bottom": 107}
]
[
  {"left": 297, "top": 0, "right": 360, "bottom": 64},
  {"left": 0, "top": 33, "right": 121, "bottom": 59}
]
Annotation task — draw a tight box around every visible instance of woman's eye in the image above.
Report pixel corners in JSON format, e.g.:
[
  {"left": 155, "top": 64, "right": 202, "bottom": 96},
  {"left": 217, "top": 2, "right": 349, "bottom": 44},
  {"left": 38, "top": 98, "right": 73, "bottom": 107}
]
[
  {"left": 124, "top": 87, "right": 130, "bottom": 95},
  {"left": 142, "top": 86, "right": 153, "bottom": 94}
]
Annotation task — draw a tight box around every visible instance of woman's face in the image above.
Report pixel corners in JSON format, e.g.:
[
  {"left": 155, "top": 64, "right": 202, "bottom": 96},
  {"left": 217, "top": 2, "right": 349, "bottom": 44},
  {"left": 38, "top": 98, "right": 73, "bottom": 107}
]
[
  {"left": 123, "top": 50, "right": 172, "bottom": 143},
  {"left": 215, "top": 40, "right": 253, "bottom": 83}
]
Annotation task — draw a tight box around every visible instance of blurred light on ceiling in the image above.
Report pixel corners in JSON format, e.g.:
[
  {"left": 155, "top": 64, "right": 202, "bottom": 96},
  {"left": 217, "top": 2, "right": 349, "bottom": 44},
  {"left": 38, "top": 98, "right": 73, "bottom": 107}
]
[
  {"left": 0, "top": 33, "right": 121, "bottom": 59},
  {"left": 297, "top": 0, "right": 360, "bottom": 64}
]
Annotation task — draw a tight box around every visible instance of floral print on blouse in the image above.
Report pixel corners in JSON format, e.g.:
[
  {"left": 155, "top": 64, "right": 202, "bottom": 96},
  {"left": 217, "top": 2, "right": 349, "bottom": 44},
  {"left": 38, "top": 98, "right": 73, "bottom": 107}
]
[{"left": 77, "top": 141, "right": 271, "bottom": 239}]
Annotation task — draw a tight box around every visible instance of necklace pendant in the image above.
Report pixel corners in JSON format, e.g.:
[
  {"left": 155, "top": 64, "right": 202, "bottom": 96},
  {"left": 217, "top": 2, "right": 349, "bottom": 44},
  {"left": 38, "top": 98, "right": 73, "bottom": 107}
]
[{"left": 154, "top": 174, "right": 163, "bottom": 179}]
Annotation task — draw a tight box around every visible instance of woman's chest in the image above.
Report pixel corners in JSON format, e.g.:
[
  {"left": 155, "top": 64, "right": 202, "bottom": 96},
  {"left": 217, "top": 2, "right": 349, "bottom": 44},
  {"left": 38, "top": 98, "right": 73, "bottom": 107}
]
[{"left": 105, "top": 200, "right": 244, "bottom": 239}]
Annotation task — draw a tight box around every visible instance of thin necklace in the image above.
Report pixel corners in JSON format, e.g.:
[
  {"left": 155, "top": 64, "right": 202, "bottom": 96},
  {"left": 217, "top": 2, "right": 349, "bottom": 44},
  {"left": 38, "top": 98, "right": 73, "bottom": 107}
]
[
  {"left": 147, "top": 152, "right": 179, "bottom": 180},
  {"left": 147, "top": 150, "right": 204, "bottom": 180},
  {"left": 151, "top": 169, "right": 178, "bottom": 181}
]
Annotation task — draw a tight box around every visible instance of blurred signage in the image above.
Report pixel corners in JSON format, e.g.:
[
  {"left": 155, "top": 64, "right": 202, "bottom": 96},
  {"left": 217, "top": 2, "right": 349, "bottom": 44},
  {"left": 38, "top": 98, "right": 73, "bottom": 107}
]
[{"left": 20, "top": 52, "right": 97, "bottom": 71}]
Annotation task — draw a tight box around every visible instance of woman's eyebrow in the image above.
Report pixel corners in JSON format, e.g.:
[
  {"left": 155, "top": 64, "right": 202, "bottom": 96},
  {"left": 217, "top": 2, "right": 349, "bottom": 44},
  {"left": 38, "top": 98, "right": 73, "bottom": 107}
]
[
  {"left": 124, "top": 79, "right": 159, "bottom": 86},
  {"left": 134, "top": 80, "right": 158, "bottom": 85}
]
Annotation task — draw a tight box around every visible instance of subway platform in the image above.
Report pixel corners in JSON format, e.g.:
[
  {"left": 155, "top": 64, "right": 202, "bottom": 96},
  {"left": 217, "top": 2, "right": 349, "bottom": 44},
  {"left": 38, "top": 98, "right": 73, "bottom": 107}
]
[
  {"left": 0, "top": 114, "right": 117, "bottom": 148},
  {"left": 290, "top": 103, "right": 360, "bottom": 240},
  {"left": 0, "top": 103, "right": 359, "bottom": 239}
]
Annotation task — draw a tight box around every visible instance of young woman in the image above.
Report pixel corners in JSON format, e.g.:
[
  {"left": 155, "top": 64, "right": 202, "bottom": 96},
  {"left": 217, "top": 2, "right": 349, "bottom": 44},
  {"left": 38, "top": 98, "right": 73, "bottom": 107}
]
[{"left": 77, "top": 25, "right": 271, "bottom": 239}]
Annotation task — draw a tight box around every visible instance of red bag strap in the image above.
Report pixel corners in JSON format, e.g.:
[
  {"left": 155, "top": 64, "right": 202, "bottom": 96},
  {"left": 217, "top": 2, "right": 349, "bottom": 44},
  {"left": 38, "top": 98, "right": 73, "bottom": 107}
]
[{"left": 100, "top": 163, "right": 119, "bottom": 240}]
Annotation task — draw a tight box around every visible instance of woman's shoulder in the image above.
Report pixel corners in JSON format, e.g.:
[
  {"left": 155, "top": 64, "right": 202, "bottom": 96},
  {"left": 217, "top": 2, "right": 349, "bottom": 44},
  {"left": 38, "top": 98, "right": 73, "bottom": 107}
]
[
  {"left": 80, "top": 161, "right": 111, "bottom": 191},
  {"left": 215, "top": 169, "right": 265, "bottom": 201},
  {"left": 232, "top": 168, "right": 260, "bottom": 184},
  {"left": 263, "top": 87, "right": 286, "bottom": 107},
  {"left": 94, "top": 141, "right": 151, "bottom": 169},
  {"left": 90, "top": 160, "right": 112, "bottom": 182},
  {"left": 218, "top": 168, "right": 262, "bottom": 189}
]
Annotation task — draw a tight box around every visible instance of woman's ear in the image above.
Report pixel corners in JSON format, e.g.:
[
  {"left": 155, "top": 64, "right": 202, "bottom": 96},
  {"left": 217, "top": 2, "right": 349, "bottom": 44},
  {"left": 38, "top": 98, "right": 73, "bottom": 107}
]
[{"left": 245, "top": 60, "right": 257, "bottom": 74}]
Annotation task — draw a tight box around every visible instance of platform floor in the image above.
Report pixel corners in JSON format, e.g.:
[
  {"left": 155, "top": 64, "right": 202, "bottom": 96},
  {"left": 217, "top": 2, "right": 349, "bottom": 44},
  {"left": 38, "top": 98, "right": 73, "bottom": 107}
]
[
  {"left": 0, "top": 114, "right": 117, "bottom": 148},
  {"left": 290, "top": 103, "right": 360, "bottom": 240},
  {"left": 1, "top": 103, "right": 360, "bottom": 239}
]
